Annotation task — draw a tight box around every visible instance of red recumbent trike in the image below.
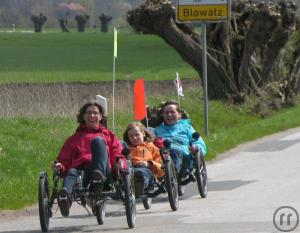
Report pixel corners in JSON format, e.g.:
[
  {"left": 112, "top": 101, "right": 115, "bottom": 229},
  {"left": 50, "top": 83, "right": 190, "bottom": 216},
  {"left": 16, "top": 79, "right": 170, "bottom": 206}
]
[{"left": 38, "top": 149, "right": 136, "bottom": 232}]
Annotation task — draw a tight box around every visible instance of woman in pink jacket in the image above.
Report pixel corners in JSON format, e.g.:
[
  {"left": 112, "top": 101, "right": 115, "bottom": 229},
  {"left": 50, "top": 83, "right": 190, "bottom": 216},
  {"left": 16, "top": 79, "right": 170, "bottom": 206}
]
[{"left": 52, "top": 101, "right": 124, "bottom": 216}]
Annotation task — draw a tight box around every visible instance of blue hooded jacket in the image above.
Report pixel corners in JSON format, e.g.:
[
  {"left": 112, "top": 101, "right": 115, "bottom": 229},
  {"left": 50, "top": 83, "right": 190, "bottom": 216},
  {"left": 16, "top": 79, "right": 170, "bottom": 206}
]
[{"left": 154, "top": 119, "right": 207, "bottom": 157}]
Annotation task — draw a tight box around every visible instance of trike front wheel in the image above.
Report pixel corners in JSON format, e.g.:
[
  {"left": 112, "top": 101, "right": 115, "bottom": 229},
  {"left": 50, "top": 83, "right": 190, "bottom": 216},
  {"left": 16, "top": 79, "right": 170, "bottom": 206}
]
[
  {"left": 164, "top": 160, "right": 179, "bottom": 211},
  {"left": 123, "top": 172, "right": 136, "bottom": 228},
  {"left": 194, "top": 151, "right": 208, "bottom": 198},
  {"left": 38, "top": 172, "right": 50, "bottom": 232}
]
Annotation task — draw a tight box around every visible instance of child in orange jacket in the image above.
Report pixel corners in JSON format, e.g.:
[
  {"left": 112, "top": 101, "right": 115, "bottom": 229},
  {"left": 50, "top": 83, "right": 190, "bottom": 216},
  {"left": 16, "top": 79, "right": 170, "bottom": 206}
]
[{"left": 123, "top": 122, "right": 164, "bottom": 196}]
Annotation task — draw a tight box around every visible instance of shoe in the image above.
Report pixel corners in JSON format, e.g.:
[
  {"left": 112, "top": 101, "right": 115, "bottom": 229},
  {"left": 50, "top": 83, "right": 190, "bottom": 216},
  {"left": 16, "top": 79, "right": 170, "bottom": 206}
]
[
  {"left": 178, "top": 185, "right": 185, "bottom": 196},
  {"left": 92, "top": 170, "right": 107, "bottom": 182},
  {"left": 91, "top": 170, "right": 106, "bottom": 196},
  {"left": 104, "top": 183, "right": 115, "bottom": 192},
  {"left": 146, "top": 185, "right": 155, "bottom": 191},
  {"left": 180, "top": 174, "right": 189, "bottom": 182},
  {"left": 134, "top": 174, "right": 146, "bottom": 197},
  {"left": 58, "top": 188, "right": 71, "bottom": 217},
  {"left": 189, "top": 172, "right": 196, "bottom": 182}
]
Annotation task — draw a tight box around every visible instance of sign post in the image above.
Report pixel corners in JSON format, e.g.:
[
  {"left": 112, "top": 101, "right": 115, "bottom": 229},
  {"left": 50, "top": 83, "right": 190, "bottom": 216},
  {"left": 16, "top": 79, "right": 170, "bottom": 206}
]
[{"left": 176, "top": 0, "right": 231, "bottom": 137}]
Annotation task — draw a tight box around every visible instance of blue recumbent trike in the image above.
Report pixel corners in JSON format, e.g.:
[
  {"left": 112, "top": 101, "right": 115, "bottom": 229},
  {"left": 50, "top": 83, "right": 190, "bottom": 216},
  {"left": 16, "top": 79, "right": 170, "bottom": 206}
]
[
  {"left": 177, "top": 132, "right": 208, "bottom": 198},
  {"left": 141, "top": 105, "right": 208, "bottom": 200}
]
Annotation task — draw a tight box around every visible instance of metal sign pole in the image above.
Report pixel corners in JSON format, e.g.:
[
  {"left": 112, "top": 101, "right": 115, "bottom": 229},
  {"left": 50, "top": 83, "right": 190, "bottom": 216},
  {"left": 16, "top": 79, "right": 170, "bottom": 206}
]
[
  {"left": 176, "top": 0, "right": 231, "bottom": 137},
  {"left": 202, "top": 23, "right": 209, "bottom": 137}
]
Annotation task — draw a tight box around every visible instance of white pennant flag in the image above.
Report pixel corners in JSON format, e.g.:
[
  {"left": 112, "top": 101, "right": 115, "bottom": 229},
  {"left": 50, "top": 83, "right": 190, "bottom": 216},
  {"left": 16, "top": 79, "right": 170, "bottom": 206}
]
[{"left": 174, "top": 72, "right": 184, "bottom": 97}]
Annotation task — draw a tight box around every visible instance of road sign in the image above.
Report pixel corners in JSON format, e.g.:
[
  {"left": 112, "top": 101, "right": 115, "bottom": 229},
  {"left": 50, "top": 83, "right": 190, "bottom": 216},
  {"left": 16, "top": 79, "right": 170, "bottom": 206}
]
[{"left": 176, "top": 0, "right": 231, "bottom": 22}]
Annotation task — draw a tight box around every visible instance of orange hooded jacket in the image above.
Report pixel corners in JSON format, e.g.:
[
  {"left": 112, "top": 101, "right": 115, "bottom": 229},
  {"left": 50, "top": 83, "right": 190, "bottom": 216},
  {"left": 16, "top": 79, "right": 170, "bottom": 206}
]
[{"left": 128, "top": 142, "right": 164, "bottom": 178}]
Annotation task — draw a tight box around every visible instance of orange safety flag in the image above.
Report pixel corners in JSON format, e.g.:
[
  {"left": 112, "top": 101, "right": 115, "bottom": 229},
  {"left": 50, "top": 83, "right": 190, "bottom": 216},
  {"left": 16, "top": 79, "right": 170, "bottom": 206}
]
[{"left": 134, "top": 79, "right": 147, "bottom": 120}]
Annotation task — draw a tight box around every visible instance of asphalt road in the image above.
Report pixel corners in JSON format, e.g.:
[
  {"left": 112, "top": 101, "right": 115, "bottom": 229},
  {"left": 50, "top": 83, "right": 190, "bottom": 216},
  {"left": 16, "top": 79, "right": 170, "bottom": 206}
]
[{"left": 1, "top": 128, "right": 300, "bottom": 233}]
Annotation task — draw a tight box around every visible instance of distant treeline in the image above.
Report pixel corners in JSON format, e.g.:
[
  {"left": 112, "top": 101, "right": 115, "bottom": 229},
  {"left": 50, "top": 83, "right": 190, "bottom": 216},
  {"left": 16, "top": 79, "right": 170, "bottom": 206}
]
[
  {"left": 2, "top": 0, "right": 297, "bottom": 30},
  {"left": 0, "top": 0, "right": 145, "bottom": 29}
]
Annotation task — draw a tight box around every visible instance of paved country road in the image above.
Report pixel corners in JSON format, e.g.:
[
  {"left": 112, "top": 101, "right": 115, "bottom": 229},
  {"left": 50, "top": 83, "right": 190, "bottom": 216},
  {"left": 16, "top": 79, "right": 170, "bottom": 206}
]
[{"left": 1, "top": 127, "right": 300, "bottom": 233}]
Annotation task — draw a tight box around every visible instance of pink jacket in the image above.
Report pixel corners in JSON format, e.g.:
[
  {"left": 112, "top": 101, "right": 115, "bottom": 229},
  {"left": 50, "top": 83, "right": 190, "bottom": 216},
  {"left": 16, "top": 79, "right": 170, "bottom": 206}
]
[{"left": 56, "top": 124, "right": 123, "bottom": 176}]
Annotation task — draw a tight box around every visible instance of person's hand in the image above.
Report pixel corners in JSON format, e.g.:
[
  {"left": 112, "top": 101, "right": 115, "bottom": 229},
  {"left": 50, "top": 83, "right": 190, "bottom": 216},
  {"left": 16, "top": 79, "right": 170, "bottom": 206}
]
[
  {"left": 190, "top": 145, "right": 198, "bottom": 154},
  {"left": 147, "top": 161, "right": 153, "bottom": 168},
  {"left": 115, "top": 158, "right": 127, "bottom": 172},
  {"left": 138, "top": 161, "right": 147, "bottom": 167},
  {"left": 51, "top": 161, "right": 62, "bottom": 172},
  {"left": 138, "top": 161, "right": 152, "bottom": 168},
  {"left": 154, "top": 138, "right": 164, "bottom": 148},
  {"left": 113, "top": 158, "right": 127, "bottom": 180}
]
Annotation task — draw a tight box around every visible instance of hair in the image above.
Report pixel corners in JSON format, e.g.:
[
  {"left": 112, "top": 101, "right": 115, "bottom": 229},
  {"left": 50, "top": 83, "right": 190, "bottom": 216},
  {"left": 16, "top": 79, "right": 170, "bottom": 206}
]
[
  {"left": 162, "top": 101, "right": 181, "bottom": 113},
  {"left": 77, "top": 101, "right": 107, "bottom": 127},
  {"left": 123, "top": 122, "right": 154, "bottom": 145}
]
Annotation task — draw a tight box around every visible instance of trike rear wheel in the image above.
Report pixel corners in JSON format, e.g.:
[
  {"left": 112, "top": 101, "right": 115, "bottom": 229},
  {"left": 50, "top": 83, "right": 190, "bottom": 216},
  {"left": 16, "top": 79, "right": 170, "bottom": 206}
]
[
  {"left": 142, "top": 198, "right": 152, "bottom": 210},
  {"left": 95, "top": 201, "right": 105, "bottom": 225}
]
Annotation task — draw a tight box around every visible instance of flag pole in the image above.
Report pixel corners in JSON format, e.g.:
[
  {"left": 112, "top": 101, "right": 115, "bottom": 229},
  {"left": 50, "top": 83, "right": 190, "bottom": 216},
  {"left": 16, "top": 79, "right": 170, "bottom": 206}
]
[
  {"left": 177, "top": 89, "right": 180, "bottom": 106},
  {"left": 112, "top": 51, "right": 115, "bottom": 132},
  {"left": 112, "top": 27, "right": 117, "bottom": 132},
  {"left": 146, "top": 114, "right": 149, "bottom": 129},
  {"left": 176, "top": 72, "right": 181, "bottom": 106}
]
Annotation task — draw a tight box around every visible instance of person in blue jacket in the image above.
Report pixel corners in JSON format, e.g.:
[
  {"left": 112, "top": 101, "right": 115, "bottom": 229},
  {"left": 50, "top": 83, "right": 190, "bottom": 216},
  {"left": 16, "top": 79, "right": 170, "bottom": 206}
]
[{"left": 154, "top": 101, "right": 207, "bottom": 182}]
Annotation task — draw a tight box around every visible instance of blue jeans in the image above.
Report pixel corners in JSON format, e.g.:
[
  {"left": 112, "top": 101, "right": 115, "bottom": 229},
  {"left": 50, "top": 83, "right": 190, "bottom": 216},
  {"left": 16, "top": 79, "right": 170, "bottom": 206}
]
[
  {"left": 170, "top": 149, "right": 192, "bottom": 177},
  {"left": 133, "top": 167, "right": 154, "bottom": 188},
  {"left": 63, "top": 137, "right": 112, "bottom": 194}
]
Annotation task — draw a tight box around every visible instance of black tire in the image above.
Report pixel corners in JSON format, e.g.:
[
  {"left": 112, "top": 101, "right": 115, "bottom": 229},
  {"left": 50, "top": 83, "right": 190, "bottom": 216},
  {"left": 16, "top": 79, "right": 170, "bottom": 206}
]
[
  {"left": 164, "top": 161, "right": 179, "bottom": 211},
  {"left": 95, "top": 201, "right": 105, "bottom": 225},
  {"left": 194, "top": 151, "right": 208, "bottom": 198},
  {"left": 178, "top": 185, "right": 185, "bottom": 197},
  {"left": 142, "top": 198, "right": 152, "bottom": 210},
  {"left": 38, "top": 172, "right": 50, "bottom": 232},
  {"left": 123, "top": 173, "right": 136, "bottom": 228}
]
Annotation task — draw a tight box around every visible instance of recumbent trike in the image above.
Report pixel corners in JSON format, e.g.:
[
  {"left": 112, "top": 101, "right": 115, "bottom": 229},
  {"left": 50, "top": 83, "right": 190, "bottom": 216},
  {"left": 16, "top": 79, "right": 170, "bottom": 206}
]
[
  {"left": 134, "top": 132, "right": 207, "bottom": 212},
  {"left": 133, "top": 139, "right": 179, "bottom": 211},
  {"left": 38, "top": 148, "right": 136, "bottom": 232},
  {"left": 141, "top": 106, "right": 207, "bottom": 200},
  {"left": 177, "top": 132, "right": 208, "bottom": 198}
]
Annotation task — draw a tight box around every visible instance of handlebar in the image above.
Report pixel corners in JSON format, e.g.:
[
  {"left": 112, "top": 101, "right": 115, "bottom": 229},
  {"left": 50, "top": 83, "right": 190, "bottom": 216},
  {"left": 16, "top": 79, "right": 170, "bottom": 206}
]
[
  {"left": 192, "top": 132, "right": 200, "bottom": 140},
  {"left": 52, "top": 160, "right": 61, "bottom": 177},
  {"left": 189, "top": 132, "right": 200, "bottom": 146},
  {"left": 163, "top": 139, "right": 171, "bottom": 149},
  {"left": 121, "top": 147, "right": 131, "bottom": 160}
]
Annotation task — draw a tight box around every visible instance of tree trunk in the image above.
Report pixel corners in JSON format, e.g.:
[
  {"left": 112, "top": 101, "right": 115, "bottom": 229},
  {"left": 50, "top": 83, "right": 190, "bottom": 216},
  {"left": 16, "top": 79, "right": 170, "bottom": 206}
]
[{"left": 127, "top": 0, "right": 300, "bottom": 106}]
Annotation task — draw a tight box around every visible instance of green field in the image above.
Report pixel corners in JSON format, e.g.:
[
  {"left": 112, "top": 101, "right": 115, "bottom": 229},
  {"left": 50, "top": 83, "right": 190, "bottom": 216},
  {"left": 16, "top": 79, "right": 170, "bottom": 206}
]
[
  {"left": 0, "top": 31, "right": 198, "bottom": 83},
  {"left": 1, "top": 31, "right": 300, "bottom": 210}
]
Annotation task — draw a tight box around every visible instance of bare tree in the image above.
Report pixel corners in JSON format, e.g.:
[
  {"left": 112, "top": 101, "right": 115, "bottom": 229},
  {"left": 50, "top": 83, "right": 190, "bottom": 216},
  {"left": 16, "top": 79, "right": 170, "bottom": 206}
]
[{"left": 30, "top": 13, "right": 47, "bottom": 32}]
